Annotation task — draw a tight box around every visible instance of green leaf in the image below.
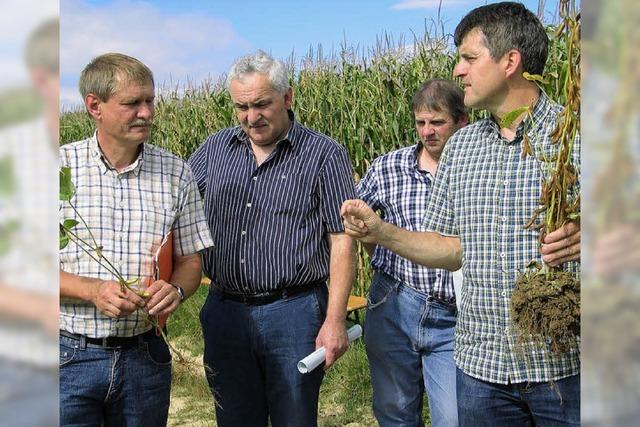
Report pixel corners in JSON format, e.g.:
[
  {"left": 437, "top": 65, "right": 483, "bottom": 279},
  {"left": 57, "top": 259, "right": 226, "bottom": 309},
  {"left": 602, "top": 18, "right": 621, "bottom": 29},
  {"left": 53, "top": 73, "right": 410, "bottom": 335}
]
[
  {"left": 59, "top": 224, "right": 69, "bottom": 250},
  {"left": 523, "top": 72, "right": 549, "bottom": 85},
  {"left": 500, "top": 106, "right": 530, "bottom": 129},
  {"left": 59, "top": 167, "right": 75, "bottom": 201},
  {"left": 62, "top": 219, "right": 79, "bottom": 229}
]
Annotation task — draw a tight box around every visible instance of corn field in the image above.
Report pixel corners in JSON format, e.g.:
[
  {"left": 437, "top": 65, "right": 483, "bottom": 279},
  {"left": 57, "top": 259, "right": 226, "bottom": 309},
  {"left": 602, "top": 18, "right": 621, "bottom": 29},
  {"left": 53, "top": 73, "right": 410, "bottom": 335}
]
[{"left": 60, "top": 26, "right": 574, "bottom": 296}]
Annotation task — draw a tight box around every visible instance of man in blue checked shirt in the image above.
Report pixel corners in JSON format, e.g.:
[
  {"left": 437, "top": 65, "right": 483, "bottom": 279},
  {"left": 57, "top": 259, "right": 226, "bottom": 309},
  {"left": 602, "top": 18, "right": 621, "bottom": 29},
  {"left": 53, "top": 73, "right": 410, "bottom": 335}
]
[
  {"left": 188, "top": 50, "right": 355, "bottom": 426},
  {"left": 343, "top": 3, "right": 580, "bottom": 426},
  {"left": 358, "top": 79, "right": 467, "bottom": 427},
  {"left": 59, "top": 53, "right": 213, "bottom": 426}
]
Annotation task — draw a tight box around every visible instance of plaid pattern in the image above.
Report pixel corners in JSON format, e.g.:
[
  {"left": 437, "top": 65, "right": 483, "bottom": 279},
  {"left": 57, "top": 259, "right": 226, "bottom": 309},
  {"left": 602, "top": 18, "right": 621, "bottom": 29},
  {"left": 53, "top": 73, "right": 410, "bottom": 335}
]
[
  {"left": 423, "top": 92, "right": 580, "bottom": 384},
  {"left": 59, "top": 134, "right": 213, "bottom": 338},
  {"left": 357, "top": 144, "right": 454, "bottom": 301}
]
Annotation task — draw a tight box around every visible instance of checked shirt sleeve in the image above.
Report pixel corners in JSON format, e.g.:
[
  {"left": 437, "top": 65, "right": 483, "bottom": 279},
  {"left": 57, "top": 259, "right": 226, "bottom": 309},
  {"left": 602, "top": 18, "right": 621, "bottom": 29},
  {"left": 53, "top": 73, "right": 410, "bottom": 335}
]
[{"left": 422, "top": 142, "right": 458, "bottom": 237}]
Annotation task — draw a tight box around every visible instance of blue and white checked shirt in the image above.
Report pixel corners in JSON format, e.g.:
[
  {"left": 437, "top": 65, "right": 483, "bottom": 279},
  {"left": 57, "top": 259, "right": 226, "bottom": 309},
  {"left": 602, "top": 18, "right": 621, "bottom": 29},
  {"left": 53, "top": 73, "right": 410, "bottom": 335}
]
[
  {"left": 188, "top": 111, "right": 355, "bottom": 293},
  {"left": 424, "top": 92, "right": 580, "bottom": 384},
  {"left": 357, "top": 144, "right": 454, "bottom": 302},
  {"left": 60, "top": 135, "right": 213, "bottom": 338}
]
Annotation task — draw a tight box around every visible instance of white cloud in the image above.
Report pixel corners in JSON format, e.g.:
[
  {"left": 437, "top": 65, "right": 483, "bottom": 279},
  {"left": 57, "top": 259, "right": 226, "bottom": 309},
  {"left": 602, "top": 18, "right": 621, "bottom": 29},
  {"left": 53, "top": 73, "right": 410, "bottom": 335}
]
[
  {"left": 60, "top": 0, "right": 251, "bottom": 107},
  {"left": 391, "top": 0, "right": 469, "bottom": 10}
]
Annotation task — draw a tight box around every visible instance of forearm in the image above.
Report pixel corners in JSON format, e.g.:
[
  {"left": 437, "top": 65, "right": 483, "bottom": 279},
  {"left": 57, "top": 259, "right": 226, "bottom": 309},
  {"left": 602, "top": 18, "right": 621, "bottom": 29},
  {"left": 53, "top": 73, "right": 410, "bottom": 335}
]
[
  {"left": 170, "top": 252, "right": 203, "bottom": 299},
  {"left": 325, "top": 234, "right": 355, "bottom": 322},
  {"left": 376, "top": 222, "right": 462, "bottom": 270},
  {"left": 60, "top": 269, "right": 100, "bottom": 303}
]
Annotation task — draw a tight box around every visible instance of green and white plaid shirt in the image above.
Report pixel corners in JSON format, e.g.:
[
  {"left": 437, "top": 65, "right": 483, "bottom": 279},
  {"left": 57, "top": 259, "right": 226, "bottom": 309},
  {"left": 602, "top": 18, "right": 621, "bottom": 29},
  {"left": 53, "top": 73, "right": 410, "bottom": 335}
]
[
  {"left": 423, "top": 92, "right": 580, "bottom": 384},
  {"left": 60, "top": 135, "right": 213, "bottom": 338}
]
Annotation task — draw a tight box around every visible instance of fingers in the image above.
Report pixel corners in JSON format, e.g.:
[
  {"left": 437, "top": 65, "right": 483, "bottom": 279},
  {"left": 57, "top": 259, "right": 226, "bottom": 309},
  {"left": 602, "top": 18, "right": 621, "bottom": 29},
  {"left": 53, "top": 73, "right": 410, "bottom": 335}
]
[
  {"left": 540, "top": 222, "right": 581, "bottom": 266},
  {"left": 315, "top": 322, "right": 349, "bottom": 370},
  {"left": 94, "top": 280, "right": 146, "bottom": 318},
  {"left": 145, "top": 280, "right": 181, "bottom": 316}
]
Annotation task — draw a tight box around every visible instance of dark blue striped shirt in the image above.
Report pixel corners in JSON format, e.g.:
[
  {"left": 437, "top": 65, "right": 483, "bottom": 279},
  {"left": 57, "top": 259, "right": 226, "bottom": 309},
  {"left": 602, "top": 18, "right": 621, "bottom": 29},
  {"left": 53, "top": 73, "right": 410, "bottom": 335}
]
[{"left": 188, "top": 112, "right": 355, "bottom": 293}]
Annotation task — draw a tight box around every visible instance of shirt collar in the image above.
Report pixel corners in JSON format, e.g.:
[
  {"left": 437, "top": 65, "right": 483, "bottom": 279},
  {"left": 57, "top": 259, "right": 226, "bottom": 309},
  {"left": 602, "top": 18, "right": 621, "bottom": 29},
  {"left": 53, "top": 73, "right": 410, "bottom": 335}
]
[
  {"left": 89, "top": 131, "right": 145, "bottom": 176},
  {"left": 487, "top": 90, "right": 555, "bottom": 144}
]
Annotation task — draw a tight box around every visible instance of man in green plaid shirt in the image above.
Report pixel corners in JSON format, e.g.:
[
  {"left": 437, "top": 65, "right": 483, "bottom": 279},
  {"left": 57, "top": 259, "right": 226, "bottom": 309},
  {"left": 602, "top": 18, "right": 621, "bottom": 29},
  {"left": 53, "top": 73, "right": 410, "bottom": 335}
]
[{"left": 342, "top": 2, "right": 580, "bottom": 425}]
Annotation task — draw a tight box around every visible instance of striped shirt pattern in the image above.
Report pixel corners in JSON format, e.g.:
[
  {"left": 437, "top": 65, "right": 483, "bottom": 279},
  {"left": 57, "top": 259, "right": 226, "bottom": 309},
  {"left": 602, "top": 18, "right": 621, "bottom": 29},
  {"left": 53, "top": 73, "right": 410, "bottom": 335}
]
[
  {"left": 60, "top": 135, "right": 213, "bottom": 338},
  {"left": 423, "top": 93, "right": 581, "bottom": 384},
  {"left": 188, "top": 113, "right": 355, "bottom": 293},
  {"left": 357, "top": 144, "right": 454, "bottom": 301}
]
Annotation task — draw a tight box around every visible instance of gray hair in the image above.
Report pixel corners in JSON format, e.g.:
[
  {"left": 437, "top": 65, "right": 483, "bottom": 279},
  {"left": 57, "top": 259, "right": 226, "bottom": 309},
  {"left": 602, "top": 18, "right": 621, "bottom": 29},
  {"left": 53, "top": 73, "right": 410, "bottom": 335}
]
[{"left": 226, "top": 50, "right": 290, "bottom": 94}]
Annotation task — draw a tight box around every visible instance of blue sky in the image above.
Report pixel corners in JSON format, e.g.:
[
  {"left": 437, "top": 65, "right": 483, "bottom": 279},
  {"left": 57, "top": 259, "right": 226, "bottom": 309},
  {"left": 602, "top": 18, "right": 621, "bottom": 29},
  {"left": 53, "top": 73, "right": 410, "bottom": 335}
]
[{"left": 60, "top": 0, "right": 561, "bottom": 109}]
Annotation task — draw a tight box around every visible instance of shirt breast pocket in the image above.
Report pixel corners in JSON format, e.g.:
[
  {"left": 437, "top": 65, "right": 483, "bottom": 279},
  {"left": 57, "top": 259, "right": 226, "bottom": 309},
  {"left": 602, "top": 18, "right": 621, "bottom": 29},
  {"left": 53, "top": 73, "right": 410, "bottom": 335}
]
[{"left": 141, "top": 207, "right": 177, "bottom": 256}]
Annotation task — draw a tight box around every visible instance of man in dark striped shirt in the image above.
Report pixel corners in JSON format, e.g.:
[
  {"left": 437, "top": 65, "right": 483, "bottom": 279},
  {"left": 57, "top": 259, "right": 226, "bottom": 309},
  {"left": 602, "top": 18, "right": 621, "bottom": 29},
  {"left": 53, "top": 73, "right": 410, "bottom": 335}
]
[{"left": 188, "top": 50, "right": 356, "bottom": 426}]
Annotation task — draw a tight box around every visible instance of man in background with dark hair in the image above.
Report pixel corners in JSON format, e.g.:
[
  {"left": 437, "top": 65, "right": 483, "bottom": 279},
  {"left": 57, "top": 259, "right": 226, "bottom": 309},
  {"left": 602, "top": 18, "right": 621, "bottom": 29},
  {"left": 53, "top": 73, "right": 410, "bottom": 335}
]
[{"left": 358, "top": 79, "right": 466, "bottom": 427}]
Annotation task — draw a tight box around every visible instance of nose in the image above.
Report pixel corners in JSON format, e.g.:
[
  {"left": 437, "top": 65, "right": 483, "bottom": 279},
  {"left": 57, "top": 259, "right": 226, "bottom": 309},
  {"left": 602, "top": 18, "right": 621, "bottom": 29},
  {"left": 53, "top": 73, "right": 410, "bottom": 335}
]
[
  {"left": 453, "top": 61, "right": 465, "bottom": 78},
  {"left": 138, "top": 102, "right": 153, "bottom": 120},
  {"left": 248, "top": 107, "right": 262, "bottom": 125},
  {"left": 420, "top": 124, "right": 435, "bottom": 139}
]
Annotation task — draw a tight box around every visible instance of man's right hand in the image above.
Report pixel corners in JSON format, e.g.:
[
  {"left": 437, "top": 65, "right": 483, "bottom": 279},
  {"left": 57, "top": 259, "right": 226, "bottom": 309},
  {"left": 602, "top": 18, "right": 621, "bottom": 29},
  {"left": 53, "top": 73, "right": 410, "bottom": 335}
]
[
  {"left": 340, "top": 199, "right": 382, "bottom": 244},
  {"left": 92, "top": 280, "right": 147, "bottom": 318}
]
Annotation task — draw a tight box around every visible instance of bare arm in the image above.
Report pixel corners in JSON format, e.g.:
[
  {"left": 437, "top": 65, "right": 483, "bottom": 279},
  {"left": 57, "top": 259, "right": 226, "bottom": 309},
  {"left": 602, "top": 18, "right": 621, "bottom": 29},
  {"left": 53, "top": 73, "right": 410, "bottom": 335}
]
[
  {"left": 60, "top": 269, "right": 146, "bottom": 318},
  {"left": 315, "top": 232, "right": 354, "bottom": 369},
  {"left": 341, "top": 199, "right": 462, "bottom": 270},
  {"left": 145, "top": 252, "right": 203, "bottom": 316}
]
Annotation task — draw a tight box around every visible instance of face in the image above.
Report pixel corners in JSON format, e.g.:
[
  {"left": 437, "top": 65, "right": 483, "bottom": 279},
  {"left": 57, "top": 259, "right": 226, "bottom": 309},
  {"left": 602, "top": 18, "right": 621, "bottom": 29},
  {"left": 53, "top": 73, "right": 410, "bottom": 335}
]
[
  {"left": 229, "top": 73, "right": 292, "bottom": 146},
  {"left": 414, "top": 108, "right": 466, "bottom": 160},
  {"left": 453, "top": 28, "right": 508, "bottom": 111},
  {"left": 88, "top": 78, "right": 154, "bottom": 147}
]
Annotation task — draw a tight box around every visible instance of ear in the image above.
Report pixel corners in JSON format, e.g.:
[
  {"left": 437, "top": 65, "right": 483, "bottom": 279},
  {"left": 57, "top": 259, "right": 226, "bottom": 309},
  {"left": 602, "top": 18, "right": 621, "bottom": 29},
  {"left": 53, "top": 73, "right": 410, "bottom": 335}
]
[
  {"left": 503, "top": 49, "right": 523, "bottom": 79},
  {"left": 84, "top": 93, "right": 102, "bottom": 120},
  {"left": 457, "top": 113, "right": 469, "bottom": 128},
  {"left": 283, "top": 87, "right": 293, "bottom": 109}
]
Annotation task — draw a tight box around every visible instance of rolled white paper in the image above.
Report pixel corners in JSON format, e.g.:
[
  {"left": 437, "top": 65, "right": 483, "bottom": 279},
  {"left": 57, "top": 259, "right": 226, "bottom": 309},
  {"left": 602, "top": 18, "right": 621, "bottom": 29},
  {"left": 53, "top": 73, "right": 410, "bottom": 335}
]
[{"left": 297, "top": 324, "right": 363, "bottom": 374}]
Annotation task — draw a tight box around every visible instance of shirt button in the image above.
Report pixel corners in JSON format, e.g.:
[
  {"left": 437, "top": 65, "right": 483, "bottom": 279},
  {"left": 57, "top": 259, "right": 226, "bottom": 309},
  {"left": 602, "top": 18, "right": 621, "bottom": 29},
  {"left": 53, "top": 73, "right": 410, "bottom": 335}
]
[
  {"left": 241, "top": 230, "right": 246, "bottom": 236},
  {"left": 501, "top": 291, "right": 506, "bottom": 297},
  {"left": 503, "top": 180, "right": 508, "bottom": 186},
  {"left": 246, "top": 203, "right": 252, "bottom": 208},
  {"left": 504, "top": 327, "right": 510, "bottom": 334},
  {"left": 119, "top": 200, "right": 125, "bottom": 207},
  {"left": 500, "top": 252, "right": 505, "bottom": 258},
  {"left": 252, "top": 177, "right": 258, "bottom": 181},
  {"left": 501, "top": 216, "right": 507, "bottom": 222},
  {"left": 240, "top": 259, "right": 245, "bottom": 264}
]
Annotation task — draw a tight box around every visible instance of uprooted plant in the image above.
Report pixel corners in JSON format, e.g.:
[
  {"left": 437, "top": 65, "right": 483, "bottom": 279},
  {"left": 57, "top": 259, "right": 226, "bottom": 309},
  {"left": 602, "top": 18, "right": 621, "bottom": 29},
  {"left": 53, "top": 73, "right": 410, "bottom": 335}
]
[{"left": 510, "top": 0, "right": 581, "bottom": 355}]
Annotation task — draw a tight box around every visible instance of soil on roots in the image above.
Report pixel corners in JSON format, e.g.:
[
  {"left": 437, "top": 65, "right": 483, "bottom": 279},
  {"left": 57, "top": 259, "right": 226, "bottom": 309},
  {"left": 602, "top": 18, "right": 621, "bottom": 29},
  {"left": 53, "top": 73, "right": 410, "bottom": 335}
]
[{"left": 511, "top": 264, "right": 580, "bottom": 353}]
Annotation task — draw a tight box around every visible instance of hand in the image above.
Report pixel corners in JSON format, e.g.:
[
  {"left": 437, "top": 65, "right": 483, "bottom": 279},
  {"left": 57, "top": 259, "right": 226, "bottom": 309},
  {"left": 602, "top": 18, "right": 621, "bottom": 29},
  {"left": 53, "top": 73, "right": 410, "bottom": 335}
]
[
  {"left": 340, "top": 199, "right": 382, "bottom": 244},
  {"left": 92, "top": 280, "right": 147, "bottom": 318},
  {"left": 540, "top": 222, "right": 580, "bottom": 266},
  {"left": 315, "top": 318, "right": 349, "bottom": 369},
  {"left": 145, "top": 280, "right": 182, "bottom": 317}
]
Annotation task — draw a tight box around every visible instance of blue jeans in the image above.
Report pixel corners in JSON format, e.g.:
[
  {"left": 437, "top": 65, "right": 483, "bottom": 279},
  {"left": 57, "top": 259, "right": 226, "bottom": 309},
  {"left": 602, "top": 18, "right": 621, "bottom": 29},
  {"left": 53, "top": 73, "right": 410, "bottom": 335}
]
[
  {"left": 59, "top": 332, "right": 172, "bottom": 427},
  {"left": 456, "top": 368, "right": 580, "bottom": 426},
  {"left": 364, "top": 271, "right": 458, "bottom": 427},
  {"left": 200, "top": 286, "right": 328, "bottom": 427}
]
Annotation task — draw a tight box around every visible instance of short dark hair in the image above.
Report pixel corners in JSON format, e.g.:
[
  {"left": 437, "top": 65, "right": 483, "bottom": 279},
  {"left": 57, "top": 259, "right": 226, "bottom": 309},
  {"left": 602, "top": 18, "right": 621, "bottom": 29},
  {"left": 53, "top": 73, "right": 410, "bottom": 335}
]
[
  {"left": 411, "top": 79, "right": 466, "bottom": 122},
  {"left": 454, "top": 2, "right": 548, "bottom": 75}
]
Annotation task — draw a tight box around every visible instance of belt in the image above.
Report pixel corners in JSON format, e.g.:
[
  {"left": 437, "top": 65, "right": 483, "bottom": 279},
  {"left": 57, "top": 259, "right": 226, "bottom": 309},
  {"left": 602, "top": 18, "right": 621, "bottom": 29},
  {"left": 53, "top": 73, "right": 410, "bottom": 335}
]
[
  {"left": 218, "top": 280, "right": 324, "bottom": 306},
  {"left": 59, "top": 329, "right": 156, "bottom": 348}
]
